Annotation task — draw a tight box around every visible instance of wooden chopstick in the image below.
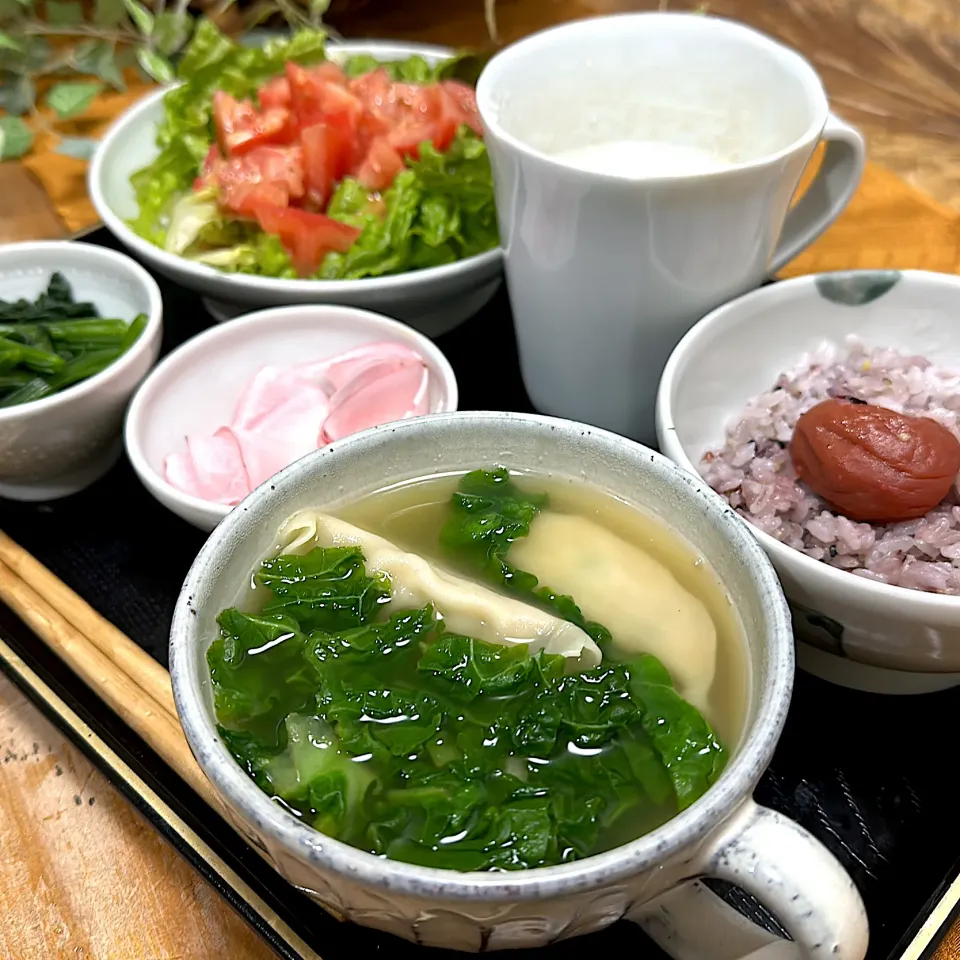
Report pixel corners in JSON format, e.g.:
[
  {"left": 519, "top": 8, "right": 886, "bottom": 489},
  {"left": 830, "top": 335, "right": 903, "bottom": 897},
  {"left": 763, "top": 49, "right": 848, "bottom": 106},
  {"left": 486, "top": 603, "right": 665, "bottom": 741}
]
[
  {"left": 0, "top": 529, "right": 175, "bottom": 716},
  {"left": 0, "top": 555, "right": 225, "bottom": 813},
  {"left": 0, "top": 535, "right": 336, "bottom": 957}
]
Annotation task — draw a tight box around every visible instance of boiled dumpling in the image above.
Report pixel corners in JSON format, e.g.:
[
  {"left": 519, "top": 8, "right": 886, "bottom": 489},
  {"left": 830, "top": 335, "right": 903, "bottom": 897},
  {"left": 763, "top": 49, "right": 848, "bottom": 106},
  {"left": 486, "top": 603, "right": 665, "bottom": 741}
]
[
  {"left": 508, "top": 512, "right": 717, "bottom": 710},
  {"left": 276, "top": 510, "right": 602, "bottom": 670}
]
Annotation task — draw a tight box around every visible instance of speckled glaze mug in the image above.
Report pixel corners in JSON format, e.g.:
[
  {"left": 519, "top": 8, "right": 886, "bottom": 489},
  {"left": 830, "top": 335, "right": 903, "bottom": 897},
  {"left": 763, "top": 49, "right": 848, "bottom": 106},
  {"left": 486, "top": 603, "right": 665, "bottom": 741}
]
[{"left": 170, "top": 412, "right": 868, "bottom": 958}]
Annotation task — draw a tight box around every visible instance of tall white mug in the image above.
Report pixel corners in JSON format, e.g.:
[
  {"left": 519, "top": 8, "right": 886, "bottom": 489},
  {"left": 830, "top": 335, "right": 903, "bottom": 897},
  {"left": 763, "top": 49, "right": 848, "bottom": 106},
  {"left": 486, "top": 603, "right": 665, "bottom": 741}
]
[{"left": 476, "top": 13, "right": 865, "bottom": 446}]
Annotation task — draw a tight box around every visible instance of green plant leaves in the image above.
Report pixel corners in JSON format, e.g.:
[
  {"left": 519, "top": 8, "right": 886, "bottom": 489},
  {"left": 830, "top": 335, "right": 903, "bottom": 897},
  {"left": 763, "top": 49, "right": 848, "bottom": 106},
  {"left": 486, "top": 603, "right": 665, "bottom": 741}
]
[
  {"left": 46, "top": 0, "right": 83, "bottom": 24},
  {"left": 45, "top": 80, "right": 102, "bottom": 119},
  {"left": 153, "top": 11, "right": 192, "bottom": 55},
  {"left": 72, "top": 40, "right": 125, "bottom": 90},
  {"left": 135, "top": 45, "right": 174, "bottom": 82},
  {"left": 92, "top": 0, "right": 125, "bottom": 26},
  {"left": 0, "top": 115, "right": 33, "bottom": 159},
  {"left": 54, "top": 135, "right": 99, "bottom": 160},
  {"left": 121, "top": 0, "right": 153, "bottom": 34},
  {"left": 0, "top": 31, "right": 24, "bottom": 52},
  {"left": 0, "top": 75, "right": 34, "bottom": 115}
]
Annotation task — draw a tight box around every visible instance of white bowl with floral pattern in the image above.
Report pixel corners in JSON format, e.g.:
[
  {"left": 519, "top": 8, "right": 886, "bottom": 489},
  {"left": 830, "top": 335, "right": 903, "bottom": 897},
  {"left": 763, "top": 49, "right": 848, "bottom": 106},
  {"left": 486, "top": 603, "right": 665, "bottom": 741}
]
[{"left": 658, "top": 269, "right": 960, "bottom": 693}]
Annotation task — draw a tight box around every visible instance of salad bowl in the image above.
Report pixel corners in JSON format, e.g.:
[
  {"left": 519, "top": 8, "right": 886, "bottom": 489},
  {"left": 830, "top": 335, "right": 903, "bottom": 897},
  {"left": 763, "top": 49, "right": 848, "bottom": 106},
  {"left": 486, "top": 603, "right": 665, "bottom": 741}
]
[{"left": 89, "top": 38, "right": 502, "bottom": 338}]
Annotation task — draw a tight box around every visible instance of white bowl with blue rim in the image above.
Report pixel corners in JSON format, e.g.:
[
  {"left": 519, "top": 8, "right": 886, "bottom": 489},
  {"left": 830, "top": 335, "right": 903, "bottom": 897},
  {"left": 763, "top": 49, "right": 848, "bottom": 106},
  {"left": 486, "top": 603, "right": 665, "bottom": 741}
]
[
  {"left": 88, "top": 40, "right": 502, "bottom": 338},
  {"left": 658, "top": 269, "right": 960, "bottom": 693}
]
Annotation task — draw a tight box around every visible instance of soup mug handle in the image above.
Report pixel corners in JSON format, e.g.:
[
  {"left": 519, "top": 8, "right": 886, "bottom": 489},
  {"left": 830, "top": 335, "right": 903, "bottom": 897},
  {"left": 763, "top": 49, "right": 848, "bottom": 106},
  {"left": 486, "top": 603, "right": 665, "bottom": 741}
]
[
  {"left": 630, "top": 798, "right": 869, "bottom": 960},
  {"left": 768, "top": 112, "right": 866, "bottom": 276}
]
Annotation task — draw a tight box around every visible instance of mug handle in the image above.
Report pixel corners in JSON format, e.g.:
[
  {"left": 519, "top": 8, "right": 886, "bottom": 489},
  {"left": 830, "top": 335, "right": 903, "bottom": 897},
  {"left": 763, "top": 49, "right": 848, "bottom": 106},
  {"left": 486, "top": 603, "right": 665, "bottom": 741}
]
[
  {"left": 767, "top": 113, "right": 866, "bottom": 275},
  {"left": 630, "top": 799, "right": 869, "bottom": 960}
]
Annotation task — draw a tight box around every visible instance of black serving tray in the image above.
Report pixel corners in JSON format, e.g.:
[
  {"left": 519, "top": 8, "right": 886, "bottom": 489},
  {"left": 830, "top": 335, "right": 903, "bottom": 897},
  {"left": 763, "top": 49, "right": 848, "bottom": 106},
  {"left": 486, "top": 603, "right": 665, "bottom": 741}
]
[{"left": 1, "top": 225, "right": 958, "bottom": 960}]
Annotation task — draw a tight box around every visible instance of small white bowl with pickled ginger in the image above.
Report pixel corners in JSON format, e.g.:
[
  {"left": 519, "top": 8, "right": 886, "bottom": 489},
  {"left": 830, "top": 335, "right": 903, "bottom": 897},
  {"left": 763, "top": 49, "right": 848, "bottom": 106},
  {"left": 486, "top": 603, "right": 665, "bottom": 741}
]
[{"left": 124, "top": 304, "right": 457, "bottom": 530}]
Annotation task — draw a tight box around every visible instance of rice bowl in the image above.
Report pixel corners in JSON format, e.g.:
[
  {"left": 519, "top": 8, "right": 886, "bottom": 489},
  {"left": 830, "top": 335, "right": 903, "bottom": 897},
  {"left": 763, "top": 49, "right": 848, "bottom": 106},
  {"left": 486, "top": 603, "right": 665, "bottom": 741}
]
[
  {"left": 657, "top": 269, "right": 960, "bottom": 692},
  {"left": 700, "top": 337, "right": 960, "bottom": 594}
]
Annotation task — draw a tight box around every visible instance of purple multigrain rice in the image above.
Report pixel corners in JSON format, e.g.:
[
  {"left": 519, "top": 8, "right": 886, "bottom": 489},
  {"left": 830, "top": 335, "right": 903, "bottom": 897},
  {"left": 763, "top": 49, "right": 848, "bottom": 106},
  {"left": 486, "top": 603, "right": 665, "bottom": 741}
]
[{"left": 700, "top": 337, "right": 960, "bottom": 595}]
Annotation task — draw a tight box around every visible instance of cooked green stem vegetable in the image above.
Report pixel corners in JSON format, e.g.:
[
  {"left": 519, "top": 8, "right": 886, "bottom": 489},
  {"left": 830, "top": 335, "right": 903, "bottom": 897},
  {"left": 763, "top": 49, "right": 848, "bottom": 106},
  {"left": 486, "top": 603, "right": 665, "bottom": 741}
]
[{"left": 0, "top": 272, "right": 146, "bottom": 408}]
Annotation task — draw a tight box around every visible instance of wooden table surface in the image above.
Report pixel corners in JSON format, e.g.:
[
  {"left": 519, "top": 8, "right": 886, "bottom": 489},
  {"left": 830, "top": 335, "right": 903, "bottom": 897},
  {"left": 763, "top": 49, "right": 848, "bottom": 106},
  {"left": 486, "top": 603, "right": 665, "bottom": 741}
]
[{"left": 3, "top": 1, "right": 960, "bottom": 957}]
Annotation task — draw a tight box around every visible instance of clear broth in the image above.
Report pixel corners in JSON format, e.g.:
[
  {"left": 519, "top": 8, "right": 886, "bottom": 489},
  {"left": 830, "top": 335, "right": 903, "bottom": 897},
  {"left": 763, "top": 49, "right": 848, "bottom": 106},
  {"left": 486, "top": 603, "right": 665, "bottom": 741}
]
[
  {"left": 338, "top": 472, "right": 750, "bottom": 751},
  {"left": 223, "top": 470, "right": 750, "bottom": 868}
]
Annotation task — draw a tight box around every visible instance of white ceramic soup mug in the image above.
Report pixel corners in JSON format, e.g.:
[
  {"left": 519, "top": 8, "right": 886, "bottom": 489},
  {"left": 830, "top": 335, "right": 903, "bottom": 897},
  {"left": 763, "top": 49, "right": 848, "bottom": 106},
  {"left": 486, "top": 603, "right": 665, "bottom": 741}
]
[
  {"left": 475, "top": 13, "right": 865, "bottom": 447},
  {"left": 171, "top": 412, "right": 868, "bottom": 959}
]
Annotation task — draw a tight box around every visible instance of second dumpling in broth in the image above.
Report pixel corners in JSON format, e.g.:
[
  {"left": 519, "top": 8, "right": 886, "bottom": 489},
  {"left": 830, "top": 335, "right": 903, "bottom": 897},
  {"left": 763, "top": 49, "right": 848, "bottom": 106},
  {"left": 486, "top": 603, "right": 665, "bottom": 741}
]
[{"left": 508, "top": 511, "right": 718, "bottom": 712}]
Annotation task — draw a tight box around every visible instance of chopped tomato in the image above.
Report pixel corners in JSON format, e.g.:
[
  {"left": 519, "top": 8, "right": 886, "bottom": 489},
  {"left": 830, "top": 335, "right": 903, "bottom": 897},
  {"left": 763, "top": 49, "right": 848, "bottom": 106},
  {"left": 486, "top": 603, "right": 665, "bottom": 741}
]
[
  {"left": 213, "top": 90, "right": 295, "bottom": 155},
  {"left": 285, "top": 63, "right": 365, "bottom": 163},
  {"left": 259, "top": 76, "right": 291, "bottom": 110},
  {"left": 217, "top": 146, "right": 305, "bottom": 216},
  {"left": 356, "top": 138, "right": 405, "bottom": 192},
  {"left": 202, "top": 144, "right": 221, "bottom": 174},
  {"left": 423, "top": 85, "right": 462, "bottom": 150},
  {"left": 313, "top": 61, "right": 348, "bottom": 87},
  {"left": 203, "top": 63, "right": 486, "bottom": 261},
  {"left": 441, "top": 80, "right": 483, "bottom": 135},
  {"left": 193, "top": 144, "right": 223, "bottom": 190},
  {"left": 252, "top": 203, "right": 360, "bottom": 276},
  {"left": 386, "top": 86, "right": 460, "bottom": 158},
  {"left": 349, "top": 68, "right": 394, "bottom": 116},
  {"left": 356, "top": 107, "right": 391, "bottom": 153},
  {"left": 301, "top": 123, "right": 348, "bottom": 208},
  {"left": 286, "top": 62, "right": 324, "bottom": 125},
  {"left": 317, "top": 83, "right": 365, "bottom": 142}
]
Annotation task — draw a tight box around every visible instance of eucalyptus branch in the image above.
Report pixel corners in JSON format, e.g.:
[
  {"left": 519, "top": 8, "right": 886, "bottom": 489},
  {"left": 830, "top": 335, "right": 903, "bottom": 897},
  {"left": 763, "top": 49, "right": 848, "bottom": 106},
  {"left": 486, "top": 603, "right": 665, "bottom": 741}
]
[
  {"left": 0, "top": 0, "right": 507, "bottom": 164},
  {"left": 274, "top": 0, "right": 311, "bottom": 30},
  {"left": 21, "top": 23, "right": 140, "bottom": 42}
]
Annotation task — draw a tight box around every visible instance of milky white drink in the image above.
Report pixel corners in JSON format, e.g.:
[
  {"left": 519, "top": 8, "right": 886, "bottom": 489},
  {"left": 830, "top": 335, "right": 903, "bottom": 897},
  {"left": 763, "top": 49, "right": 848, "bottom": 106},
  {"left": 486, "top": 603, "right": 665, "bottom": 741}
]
[
  {"left": 556, "top": 140, "right": 728, "bottom": 178},
  {"left": 476, "top": 12, "right": 865, "bottom": 446}
]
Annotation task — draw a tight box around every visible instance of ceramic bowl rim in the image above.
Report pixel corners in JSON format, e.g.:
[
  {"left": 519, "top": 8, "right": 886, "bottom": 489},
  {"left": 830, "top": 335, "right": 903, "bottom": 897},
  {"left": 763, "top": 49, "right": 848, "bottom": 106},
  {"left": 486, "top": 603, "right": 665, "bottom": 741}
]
[
  {"left": 124, "top": 302, "right": 460, "bottom": 526},
  {"left": 0, "top": 240, "right": 163, "bottom": 423},
  {"left": 88, "top": 39, "right": 502, "bottom": 298},
  {"left": 657, "top": 267, "right": 960, "bottom": 616},
  {"left": 475, "top": 11, "right": 830, "bottom": 186},
  {"left": 170, "top": 410, "right": 793, "bottom": 902}
]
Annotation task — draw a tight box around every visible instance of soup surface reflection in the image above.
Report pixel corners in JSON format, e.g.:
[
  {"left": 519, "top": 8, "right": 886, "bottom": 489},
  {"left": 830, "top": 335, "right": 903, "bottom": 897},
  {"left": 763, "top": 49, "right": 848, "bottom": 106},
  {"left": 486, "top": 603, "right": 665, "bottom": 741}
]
[{"left": 209, "top": 468, "right": 750, "bottom": 872}]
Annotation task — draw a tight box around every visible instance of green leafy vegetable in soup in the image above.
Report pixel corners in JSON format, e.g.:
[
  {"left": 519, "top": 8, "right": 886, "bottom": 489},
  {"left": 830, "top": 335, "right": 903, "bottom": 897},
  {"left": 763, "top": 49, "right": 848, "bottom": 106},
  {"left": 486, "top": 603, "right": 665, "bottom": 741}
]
[
  {"left": 209, "top": 469, "right": 731, "bottom": 871},
  {"left": 129, "top": 23, "right": 498, "bottom": 280}
]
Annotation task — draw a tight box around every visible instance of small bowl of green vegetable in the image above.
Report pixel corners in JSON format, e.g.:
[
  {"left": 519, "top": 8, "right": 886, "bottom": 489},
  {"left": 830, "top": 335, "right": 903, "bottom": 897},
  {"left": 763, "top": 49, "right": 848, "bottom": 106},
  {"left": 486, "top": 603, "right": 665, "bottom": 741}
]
[
  {"left": 0, "top": 241, "right": 163, "bottom": 501},
  {"left": 89, "top": 27, "right": 502, "bottom": 338}
]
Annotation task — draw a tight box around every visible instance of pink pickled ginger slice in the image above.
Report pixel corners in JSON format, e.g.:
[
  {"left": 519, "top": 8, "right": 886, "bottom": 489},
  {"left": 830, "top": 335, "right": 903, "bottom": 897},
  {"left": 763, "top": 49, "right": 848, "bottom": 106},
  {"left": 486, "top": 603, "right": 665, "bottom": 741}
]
[
  {"left": 296, "top": 342, "right": 423, "bottom": 393},
  {"left": 225, "top": 425, "right": 311, "bottom": 490},
  {"left": 244, "top": 382, "right": 330, "bottom": 454},
  {"left": 162, "top": 342, "right": 434, "bottom": 507},
  {"left": 163, "top": 450, "right": 201, "bottom": 498},
  {"left": 232, "top": 365, "right": 306, "bottom": 432},
  {"left": 322, "top": 360, "right": 430, "bottom": 443},
  {"left": 186, "top": 428, "right": 251, "bottom": 505}
]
